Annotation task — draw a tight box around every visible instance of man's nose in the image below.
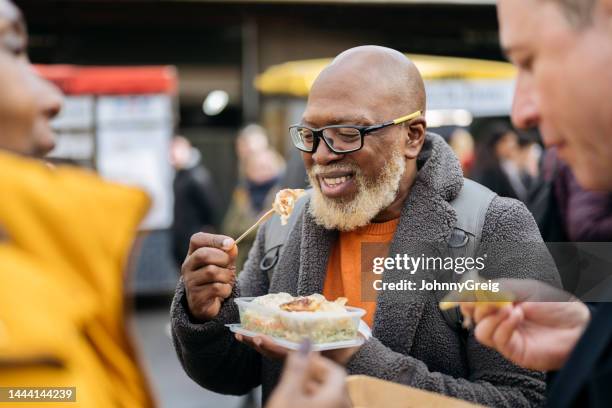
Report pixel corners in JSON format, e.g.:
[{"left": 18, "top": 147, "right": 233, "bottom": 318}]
[
  {"left": 511, "top": 77, "right": 540, "bottom": 130},
  {"left": 311, "top": 137, "right": 344, "bottom": 165}
]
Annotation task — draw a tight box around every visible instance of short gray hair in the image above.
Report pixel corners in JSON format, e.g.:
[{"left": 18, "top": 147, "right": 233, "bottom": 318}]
[{"left": 548, "top": 0, "right": 597, "bottom": 28}]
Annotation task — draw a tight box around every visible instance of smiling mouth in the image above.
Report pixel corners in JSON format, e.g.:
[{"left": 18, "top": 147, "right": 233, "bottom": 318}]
[
  {"left": 316, "top": 171, "right": 356, "bottom": 198},
  {"left": 321, "top": 174, "right": 353, "bottom": 187}
]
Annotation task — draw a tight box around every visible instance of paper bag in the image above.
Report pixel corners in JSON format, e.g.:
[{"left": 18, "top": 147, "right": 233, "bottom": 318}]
[{"left": 347, "top": 375, "right": 484, "bottom": 408}]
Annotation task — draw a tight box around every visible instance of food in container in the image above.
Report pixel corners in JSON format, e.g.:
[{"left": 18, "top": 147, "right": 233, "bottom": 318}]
[{"left": 235, "top": 293, "right": 365, "bottom": 344}]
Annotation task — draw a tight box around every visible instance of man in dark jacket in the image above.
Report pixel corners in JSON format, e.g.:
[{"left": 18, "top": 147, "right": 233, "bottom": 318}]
[
  {"left": 170, "top": 136, "right": 221, "bottom": 266},
  {"left": 463, "top": 1, "right": 612, "bottom": 407},
  {"left": 171, "top": 46, "right": 560, "bottom": 406}
]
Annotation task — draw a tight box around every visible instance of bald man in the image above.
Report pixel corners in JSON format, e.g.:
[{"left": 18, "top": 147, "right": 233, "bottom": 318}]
[{"left": 171, "top": 46, "right": 559, "bottom": 406}]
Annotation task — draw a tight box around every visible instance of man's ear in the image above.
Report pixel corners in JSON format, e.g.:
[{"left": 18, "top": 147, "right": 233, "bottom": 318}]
[{"left": 403, "top": 118, "right": 426, "bottom": 159}]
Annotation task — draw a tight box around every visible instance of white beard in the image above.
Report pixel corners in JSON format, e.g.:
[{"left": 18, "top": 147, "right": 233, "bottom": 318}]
[{"left": 307, "top": 148, "right": 406, "bottom": 231}]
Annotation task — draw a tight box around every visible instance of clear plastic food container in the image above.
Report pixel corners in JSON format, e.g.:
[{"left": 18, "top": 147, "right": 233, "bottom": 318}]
[{"left": 235, "top": 297, "right": 366, "bottom": 344}]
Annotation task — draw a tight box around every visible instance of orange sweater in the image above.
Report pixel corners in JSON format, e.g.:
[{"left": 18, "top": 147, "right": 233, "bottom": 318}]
[{"left": 323, "top": 219, "right": 399, "bottom": 327}]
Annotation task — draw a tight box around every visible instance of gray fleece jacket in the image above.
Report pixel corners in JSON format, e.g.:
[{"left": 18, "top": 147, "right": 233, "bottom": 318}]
[{"left": 171, "top": 133, "right": 560, "bottom": 407}]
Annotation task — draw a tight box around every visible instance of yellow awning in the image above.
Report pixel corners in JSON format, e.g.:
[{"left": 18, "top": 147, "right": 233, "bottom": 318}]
[{"left": 255, "top": 54, "right": 516, "bottom": 97}]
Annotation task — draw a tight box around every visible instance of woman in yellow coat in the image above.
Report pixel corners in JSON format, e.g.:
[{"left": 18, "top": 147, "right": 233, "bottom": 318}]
[{"left": 0, "top": 1, "right": 154, "bottom": 406}]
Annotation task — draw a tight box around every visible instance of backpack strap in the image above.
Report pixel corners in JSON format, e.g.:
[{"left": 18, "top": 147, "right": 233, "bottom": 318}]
[
  {"left": 448, "top": 178, "right": 497, "bottom": 257},
  {"left": 260, "top": 190, "right": 312, "bottom": 283},
  {"left": 439, "top": 178, "right": 497, "bottom": 331}
]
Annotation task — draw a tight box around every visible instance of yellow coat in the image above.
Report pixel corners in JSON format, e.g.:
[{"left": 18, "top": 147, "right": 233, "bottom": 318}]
[{"left": 0, "top": 152, "right": 154, "bottom": 407}]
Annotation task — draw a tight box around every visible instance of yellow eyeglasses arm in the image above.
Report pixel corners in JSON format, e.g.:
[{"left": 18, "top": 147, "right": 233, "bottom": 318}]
[{"left": 392, "top": 110, "right": 422, "bottom": 125}]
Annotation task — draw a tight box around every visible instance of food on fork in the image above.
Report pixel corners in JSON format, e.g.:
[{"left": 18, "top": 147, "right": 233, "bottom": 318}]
[
  {"left": 234, "top": 188, "right": 307, "bottom": 245},
  {"left": 272, "top": 188, "right": 306, "bottom": 225}
]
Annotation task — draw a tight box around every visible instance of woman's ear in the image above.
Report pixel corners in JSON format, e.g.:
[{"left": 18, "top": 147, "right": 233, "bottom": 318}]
[{"left": 404, "top": 118, "right": 426, "bottom": 159}]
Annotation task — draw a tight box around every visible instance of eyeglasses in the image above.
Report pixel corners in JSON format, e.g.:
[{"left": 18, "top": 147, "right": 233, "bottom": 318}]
[{"left": 289, "top": 110, "right": 422, "bottom": 154}]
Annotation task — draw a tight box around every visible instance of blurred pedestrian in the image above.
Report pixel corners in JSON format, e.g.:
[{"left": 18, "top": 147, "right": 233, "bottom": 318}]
[
  {"left": 222, "top": 148, "right": 285, "bottom": 271},
  {"left": 171, "top": 135, "right": 221, "bottom": 267},
  {"left": 278, "top": 146, "right": 309, "bottom": 190},
  {"left": 551, "top": 151, "right": 612, "bottom": 242},
  {"left": 0, "top": 0, "right": 62, "bottom": 158},
  {"left": 526, "top": 146, "right": 612, "bottom": 292},
  {"left": 515, "top": 130, "right": 542, "bottom": 191},
  {"left": 472, "top": 122, "right": 528, "bottom": 201},
  {"left": 236, "top": 123, "right": 270, "bottom": 177},
  {"left": 448, "top": 127, "right": 475, "bottom": 176}
]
